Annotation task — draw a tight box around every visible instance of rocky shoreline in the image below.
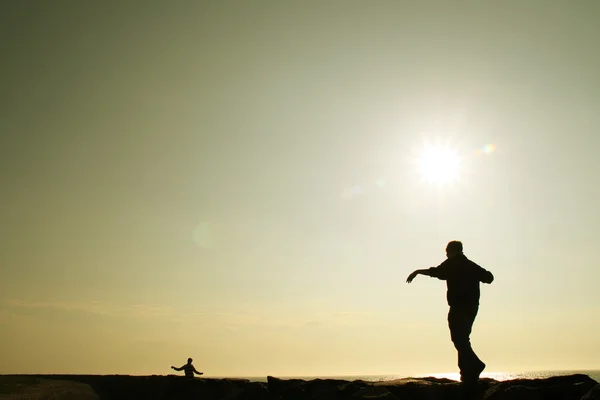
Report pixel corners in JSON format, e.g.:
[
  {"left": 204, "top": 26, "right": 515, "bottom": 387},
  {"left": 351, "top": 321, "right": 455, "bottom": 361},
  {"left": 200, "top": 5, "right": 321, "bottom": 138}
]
[{"left": 0, "top": 373, "right": 598, "bottom": 400}]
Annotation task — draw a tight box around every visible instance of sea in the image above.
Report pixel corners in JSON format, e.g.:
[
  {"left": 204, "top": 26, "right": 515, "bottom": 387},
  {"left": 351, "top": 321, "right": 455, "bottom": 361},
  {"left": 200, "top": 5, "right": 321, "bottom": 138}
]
[{"left": 232, "top": 370, "right": 600, "bottom": 383}]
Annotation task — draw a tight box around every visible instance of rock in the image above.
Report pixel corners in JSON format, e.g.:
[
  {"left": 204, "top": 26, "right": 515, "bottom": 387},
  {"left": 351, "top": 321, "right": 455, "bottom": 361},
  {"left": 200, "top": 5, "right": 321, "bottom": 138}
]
[
  {"left": 0, "top": 373, "right": 597, "bottom": 400},
  {"left": 582, "top": 384, "right": 600, "bottom": 400},
  {"left": 0, "top": 377, "right": 99, "bottom": 400},
  {"left": 267, "top": 376, "right": 370, "bottom": 400},
  {"left": 374, "top": 377, "right": 495, "bottom": 400},
  {"left": 267, "top": 376, "right": 307, "bottom": 400},
  {"left": 351, "top": 386, "right": 399, "bottom": 399},
  {"left": 484, "top": 374, "right": 597, "bottom": 400},
  {"left": 488, "top": 385, "right": 544, "bottom": 400}
]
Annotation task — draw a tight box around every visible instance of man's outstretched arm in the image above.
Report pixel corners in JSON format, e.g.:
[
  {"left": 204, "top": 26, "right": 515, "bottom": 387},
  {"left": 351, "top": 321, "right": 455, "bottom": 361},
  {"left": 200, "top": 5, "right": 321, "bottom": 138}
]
[
  {"left": 406, "top": 269, "right": 435, "bottom": 283},
  {"left": 171, "top": 365, "right": 184, "bottom": 371},
  {"left": 478, "top": 267, "right": 494, "bottom": 284},
  {"left": 194, "top": 367, "right": 203, "bottom": 375},
  {"left": 407, "top": 262, "right": 450, "bottom": 283}
]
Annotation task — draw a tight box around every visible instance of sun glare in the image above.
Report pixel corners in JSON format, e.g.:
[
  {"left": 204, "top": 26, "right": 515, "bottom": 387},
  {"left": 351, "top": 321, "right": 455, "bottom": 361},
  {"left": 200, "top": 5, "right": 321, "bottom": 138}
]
[{"left": 418, "top": 143, "right": 460, "bottom": 186}]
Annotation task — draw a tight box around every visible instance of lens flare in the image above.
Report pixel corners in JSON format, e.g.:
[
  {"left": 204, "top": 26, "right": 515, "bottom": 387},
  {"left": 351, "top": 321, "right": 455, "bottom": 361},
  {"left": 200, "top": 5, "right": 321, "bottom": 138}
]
[
  {"left": 192, "top": 222, "right": 215, "bottom": 249},
  {"left": 476, "top": 143, "right": 496, "bottom": 155},
  {"left": 341, "top": 185, "right": 363, "bottom": 200}
]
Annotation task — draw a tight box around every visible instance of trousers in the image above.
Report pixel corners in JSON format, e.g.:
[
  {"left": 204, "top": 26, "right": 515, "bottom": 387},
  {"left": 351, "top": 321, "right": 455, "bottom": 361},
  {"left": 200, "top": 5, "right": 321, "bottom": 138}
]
[{"left": 447, "top": 305, "right": 484, "bottom": 378}]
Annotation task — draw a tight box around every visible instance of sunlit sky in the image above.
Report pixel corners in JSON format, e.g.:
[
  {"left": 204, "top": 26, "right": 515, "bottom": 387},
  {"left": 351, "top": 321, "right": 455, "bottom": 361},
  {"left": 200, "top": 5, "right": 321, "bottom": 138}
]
[{"left": 2, "top": 2, "right": 600, "bottom": 377}]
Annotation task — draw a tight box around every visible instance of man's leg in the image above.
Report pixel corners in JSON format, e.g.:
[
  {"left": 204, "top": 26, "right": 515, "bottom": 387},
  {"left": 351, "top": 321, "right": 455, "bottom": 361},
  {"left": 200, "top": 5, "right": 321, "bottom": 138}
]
[{"left": 448, "top": 305, "right": 485, "bottom": 382}]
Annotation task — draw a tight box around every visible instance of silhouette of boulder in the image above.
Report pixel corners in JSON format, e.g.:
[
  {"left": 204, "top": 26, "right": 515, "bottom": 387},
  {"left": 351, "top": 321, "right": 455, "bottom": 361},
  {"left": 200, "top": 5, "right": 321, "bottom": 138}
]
[
  {"left": 483, "top": 374, "right": 596, "bottom": 400},
  {"left": 0, "top": 373, "right": 597, "bottom": 400},
  {"left": 351, "top": 386, "right": 399, "bottom": 399},
  {"left": 0, "top": 376, "right": 99, "bottom": 400},
  {"left": 267, "top": 376, "right": 371, "bottom": 400},
  {"left": 582, "top": 384, "right": 600, "bottom": 400},
  {"left": 373, "top": 376, "right": 492, "bottom": 399}
]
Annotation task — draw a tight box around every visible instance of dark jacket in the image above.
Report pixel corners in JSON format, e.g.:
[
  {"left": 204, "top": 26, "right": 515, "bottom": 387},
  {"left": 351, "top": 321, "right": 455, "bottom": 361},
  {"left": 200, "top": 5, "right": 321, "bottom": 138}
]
[{"left": 427, "top": 254, "right": 494, "bottom": 307}]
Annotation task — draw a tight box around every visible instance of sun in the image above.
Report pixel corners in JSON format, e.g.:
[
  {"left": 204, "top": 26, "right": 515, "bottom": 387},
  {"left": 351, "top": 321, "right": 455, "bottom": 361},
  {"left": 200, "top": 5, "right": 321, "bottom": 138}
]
[{"left": 418, "top": 142, "right": 460, "bottom": 186}]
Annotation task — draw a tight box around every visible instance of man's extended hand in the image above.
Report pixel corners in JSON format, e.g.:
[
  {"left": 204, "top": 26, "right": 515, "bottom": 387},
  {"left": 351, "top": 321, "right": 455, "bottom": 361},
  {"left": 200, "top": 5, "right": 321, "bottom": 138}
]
[{"left": 406, "top": 270, "right": 420, "bottom": 283}]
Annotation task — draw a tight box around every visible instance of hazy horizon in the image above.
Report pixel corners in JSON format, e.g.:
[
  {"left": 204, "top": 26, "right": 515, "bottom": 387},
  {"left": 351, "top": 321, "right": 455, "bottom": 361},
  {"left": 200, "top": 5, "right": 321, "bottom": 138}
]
[{"left": 2, "top": 1, "right": 600, "bottom": 376}]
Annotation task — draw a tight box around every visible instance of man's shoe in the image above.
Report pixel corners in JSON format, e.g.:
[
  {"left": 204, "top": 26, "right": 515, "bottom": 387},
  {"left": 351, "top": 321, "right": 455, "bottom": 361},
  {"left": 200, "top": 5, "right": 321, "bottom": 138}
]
[
  {"left": 460, "top": 362, "right": 486, "bottom": 385},
  {"left": 474, "top": 361, "right": 486, "bottom": 379}
]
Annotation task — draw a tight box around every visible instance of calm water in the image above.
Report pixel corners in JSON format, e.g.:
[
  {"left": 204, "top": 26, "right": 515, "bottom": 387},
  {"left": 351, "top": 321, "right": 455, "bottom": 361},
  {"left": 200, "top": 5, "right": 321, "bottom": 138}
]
[{"left": 236, "top": 370, "right": 600, "bottom": 383}]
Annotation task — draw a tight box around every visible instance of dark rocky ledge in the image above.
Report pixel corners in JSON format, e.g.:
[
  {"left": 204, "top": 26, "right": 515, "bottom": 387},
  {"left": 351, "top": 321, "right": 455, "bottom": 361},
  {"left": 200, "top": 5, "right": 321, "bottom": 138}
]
[{"left": 0, "top": 373, "right": 598, "bottom": 400}]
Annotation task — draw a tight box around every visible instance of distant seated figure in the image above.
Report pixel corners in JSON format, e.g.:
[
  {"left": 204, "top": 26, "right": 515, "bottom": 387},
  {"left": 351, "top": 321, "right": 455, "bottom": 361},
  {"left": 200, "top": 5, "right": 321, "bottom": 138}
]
[{"left": 171, "top": 358, "right": 203, "bottom": 378}]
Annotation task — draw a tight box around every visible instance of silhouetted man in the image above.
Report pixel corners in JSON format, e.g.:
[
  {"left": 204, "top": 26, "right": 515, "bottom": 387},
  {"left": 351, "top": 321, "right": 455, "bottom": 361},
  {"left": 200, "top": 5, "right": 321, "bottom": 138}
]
[
  {"left": 407, "top": 241, "right": 494, "bottom": 384},
  {"left": 171, "top": 358, "right": 203, "bottom": 378}
]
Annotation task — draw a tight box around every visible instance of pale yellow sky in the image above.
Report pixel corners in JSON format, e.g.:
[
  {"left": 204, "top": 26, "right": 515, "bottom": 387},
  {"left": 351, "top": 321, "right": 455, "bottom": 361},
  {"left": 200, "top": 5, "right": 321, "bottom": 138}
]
[{"left": 1, "top": 1, "right": 600, "bottom": 376}]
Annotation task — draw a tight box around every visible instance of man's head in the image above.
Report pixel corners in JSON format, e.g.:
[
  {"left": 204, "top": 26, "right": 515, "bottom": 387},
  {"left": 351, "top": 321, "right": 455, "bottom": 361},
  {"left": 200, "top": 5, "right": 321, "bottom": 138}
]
[
  {"left": 446, "top": 241, "right": 463, "bottom": 258},
  {"left": 187, "top": 358, "right": 193, "bottom": 364}
]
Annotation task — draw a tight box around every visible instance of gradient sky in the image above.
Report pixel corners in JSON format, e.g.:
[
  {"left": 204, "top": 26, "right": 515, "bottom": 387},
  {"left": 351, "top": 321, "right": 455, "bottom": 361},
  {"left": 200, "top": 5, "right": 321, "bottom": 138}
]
[{"left": 1, "top": 1, "right": 600, "bottom": 377}]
